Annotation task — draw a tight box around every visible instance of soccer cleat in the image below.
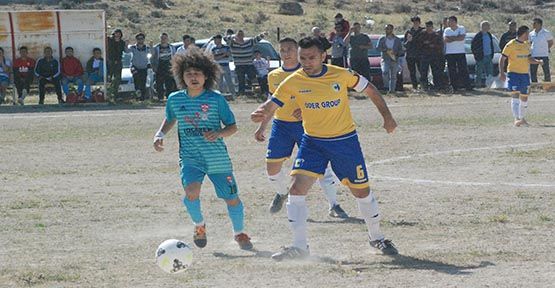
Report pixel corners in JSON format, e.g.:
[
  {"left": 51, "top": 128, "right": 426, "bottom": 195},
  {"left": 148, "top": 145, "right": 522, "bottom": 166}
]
[
  {"left": 369, "top": 239, "right": 398, "bottom": 255},
  {"left": 329, "top": 204, "right": 349, "bottom": 219},
  {"left": 271, "top": 246, "right": 309, "bottom": 261},
  {"left": 193, "top": 225, "right": 207, "bottom": 248},
  {"left": 234, "top": 233, "right": 254, "bottom": 250},
  {"left": 269, "top": 193, "right": 288, "bottom": 214}
]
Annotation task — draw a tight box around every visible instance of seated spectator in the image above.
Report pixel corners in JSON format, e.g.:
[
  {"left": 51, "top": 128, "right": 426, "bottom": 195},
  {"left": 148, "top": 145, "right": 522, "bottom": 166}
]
[
  {"left": 13, "top": 46, "right": 35, "bottom": 105},
  {"left": 35, "top": 47, "right": 64, "bottom": 104},
  {"left": 378, "top": 24, "right": 404, "bottom": 93},
  {"left": 85, "top": 48, "right": 104, "bottom": 101},
  {"left": 0, "top": 47, "right": 12, "bottom": 105},
  {"left": 253, "top": 50, "right": 270, "bottom": 97},
  {"left": 61, "top": 46, "right": 85, "bottom": 97}
]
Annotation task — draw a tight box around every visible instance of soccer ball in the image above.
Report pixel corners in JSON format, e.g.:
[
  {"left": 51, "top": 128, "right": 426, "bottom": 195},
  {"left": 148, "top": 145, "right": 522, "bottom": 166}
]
[{"left": 155, "top": 239, "right": 193, "bottom": 274}]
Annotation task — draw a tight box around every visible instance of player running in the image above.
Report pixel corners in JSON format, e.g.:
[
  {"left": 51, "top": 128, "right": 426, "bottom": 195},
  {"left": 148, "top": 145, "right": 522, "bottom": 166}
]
[
  {"left": 153, "top": 47, "right": 253, "bottom": 250},
  {"left": 254, "top": 37, "right": 349, "bottom": 218},
  {"left": 499, "top": 25, "right": 544, "bottom": 127},
  {"left": 251, "top": 37, "right": 398, "bottom": 260}
]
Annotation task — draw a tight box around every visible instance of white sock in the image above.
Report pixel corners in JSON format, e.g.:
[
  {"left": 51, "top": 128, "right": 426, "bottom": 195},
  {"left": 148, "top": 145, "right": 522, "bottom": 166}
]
[
  {"left": 519, "top": 100, "right": 527, "bottom": 119},
  {"left": 356, "top": 191, "right": 384, "bottom": 241},
  {"left": 286, "top": 195, "right": 308, "bottom": 250},
  {"left": 319, "top": 166, "right": 338, "bottom": 208},
  {"left": 268, "top": 169, "right": 288, "bottom": 196},
  {"left": 511, "top": 98, "right": 520, "bottom": 119}
]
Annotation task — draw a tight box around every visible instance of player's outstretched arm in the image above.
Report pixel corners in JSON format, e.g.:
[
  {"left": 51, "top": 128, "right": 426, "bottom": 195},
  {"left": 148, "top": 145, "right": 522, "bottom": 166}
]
[
  {"left": 204, "top": 124, "right": 237, "bottom": 142},
  {"left": 153, "top": 118, "right": 176, "bottom": 152},
  {"left": 251, "top": 99, "right": 279, "bottom": 123},
  {"left": 364, "top": 84, "right": 397, "bottom": 134}
]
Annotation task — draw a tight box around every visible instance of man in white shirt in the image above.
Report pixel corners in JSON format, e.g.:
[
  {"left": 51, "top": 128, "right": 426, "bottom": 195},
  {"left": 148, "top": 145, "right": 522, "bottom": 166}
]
[
  {"left": 529, "top": 18, "right": 553, "bottom": 82},
  {"left": 443, "top": 16, "right": 472, "bottom": 91},
  {"left": 176, "top": 34, "right": 193, "bottom": 55}
]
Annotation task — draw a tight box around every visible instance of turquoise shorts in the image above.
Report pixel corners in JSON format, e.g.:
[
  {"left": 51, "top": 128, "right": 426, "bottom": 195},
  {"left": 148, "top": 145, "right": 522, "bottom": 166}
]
[{"left": 180, "top": 165, "right": 239, "bottom": 200}]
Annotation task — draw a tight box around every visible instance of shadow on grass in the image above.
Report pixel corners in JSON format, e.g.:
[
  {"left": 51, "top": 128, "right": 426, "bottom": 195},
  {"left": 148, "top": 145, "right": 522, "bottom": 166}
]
[
  {"left": 354, "top": 254, "right": 495, "bottom": 275},
  {"left": 307, "top": 217, "right": 365, "bottom": 224},
  {"left": 213, "top": 249, "right": 274, "bottom": 259}
]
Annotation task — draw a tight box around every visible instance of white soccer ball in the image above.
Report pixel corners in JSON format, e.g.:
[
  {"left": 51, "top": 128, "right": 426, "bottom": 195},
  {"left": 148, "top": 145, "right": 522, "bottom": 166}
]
[{"left": 155, "top": 239, "right": 193, "bottom": 274}]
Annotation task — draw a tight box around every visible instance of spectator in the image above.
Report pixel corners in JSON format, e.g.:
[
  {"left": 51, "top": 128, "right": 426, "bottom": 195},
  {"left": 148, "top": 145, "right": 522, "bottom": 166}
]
[
  {"left": 176, "top": 34, "right": 192, "bottom": 55},
  {"left": 107, "top": 29, "right": 128, "bottom": 94},
  {"left": 500, "top": 21, "right": 517, "bottom": 51},
  {"left": 151, "top": 32, "right": 177, "bottom": 100},
  {"left": 378, "top": 24, "right": 404, "bottom": 93},
  {"left": 129, "top": 32, "right": 151, "bottom": 101},
  {"left": 404, "top": 16, "right": 425, "bottom": 90},
  {"left": 529, "top": 18, "right": 553, "bottom": 82},
  {"left": 471, "top": 21, "right": 495, "bottom": 88},
  {"left": 211, "top": 34, "right": 236, "bottom": 99},
  {"left": 13, "top": 46, "right": 35, "bottom": 105},
  {"left": 61, "top": 47, "right": 85, "bottom": 97},
  {"left": 443, "top": 16, "right": 472, "bottom": 91},
  {"left": 85, "top": 48, "right": 104, "bottom": 101},
  {"left": 438, "top": 17, "right": 449, "bottom": 35},
  {"left": 334, "top": 13, "right": 350, "bottom": 38},
  {"left": 328, "top": 24, "right": 351, "bottom": 67},
  {"left": 348, "top": 22, "right": 373, "bottom": 80},
  {"left": 35, "top": 47, "right": 64, "bottom": 104},
  {"left": 253, "top": 50, "right": 270, "bottom": 97},
  {"left": 311, "top": 27, "right": 332, "bottom": 52},
  {"left": 417, "top": 21, "right": 446, "bottom": 91},
  {"left": 224, "top": 29, "right": 267, "bottom": 96},
  {"left": 0, "top": 47, "right": 11, "bottom": 105}
]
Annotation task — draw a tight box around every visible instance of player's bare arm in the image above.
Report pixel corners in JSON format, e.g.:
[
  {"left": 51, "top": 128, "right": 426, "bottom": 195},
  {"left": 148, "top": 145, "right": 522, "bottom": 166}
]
[
  {"left": 254, "top": 117, "right": 271, "bottom": 142},
  {"left": 251, "top": 99, "right": 279, "bottom": 123},
  {"left": 153, "top": 118, "right": 176, "bottom": 152},
  {"left": 364, "top": 84, "right": 397, "bottom": 134},
  {"left": 499, "top": 55, "right": 508, "bottom": 82},
  {"left": 204, "top": 124, "right": 237, "bottom": 142}
]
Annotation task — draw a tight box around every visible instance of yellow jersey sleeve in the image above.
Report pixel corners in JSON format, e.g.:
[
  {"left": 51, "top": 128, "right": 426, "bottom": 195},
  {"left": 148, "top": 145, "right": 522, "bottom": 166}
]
[
  {"left": 343, "top": 69, "right": 369, "bottom": 92},
  {"left": 270, "top": 69, "right": 300, "bottom": 122}
]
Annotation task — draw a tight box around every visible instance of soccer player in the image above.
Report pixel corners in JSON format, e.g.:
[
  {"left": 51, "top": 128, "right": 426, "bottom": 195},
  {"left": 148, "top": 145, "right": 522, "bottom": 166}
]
[
  {"left": 153, "top": 47, "right": 253, "bottom": 250},
  {"left": 499, "top": 25, "right": 544, "bottom": 127},
  {"left": 254, "top": 38, "right": 349, "bottom": 218},
  {"left": 251, "top": 37, "right": 398, "bottom": 260}
]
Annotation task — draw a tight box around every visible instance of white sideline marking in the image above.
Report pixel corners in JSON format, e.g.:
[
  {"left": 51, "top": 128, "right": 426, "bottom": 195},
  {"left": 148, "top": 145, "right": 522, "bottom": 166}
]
[
  {"left": 370, "top": 175, "right": 555, "bottom": 188},
  {"left": 1, "top": 96, "right": 555, "bottom": 119},
  {"left": 368, "top": 142, "right": 552, "bottom": 165},
  {"left": 368, "top": 142, "right": 555, "bottom": 188}
]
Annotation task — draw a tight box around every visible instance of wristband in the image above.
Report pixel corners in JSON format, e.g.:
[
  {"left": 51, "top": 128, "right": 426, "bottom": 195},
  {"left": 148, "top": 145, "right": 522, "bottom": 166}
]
[{"left": 154, "top": 131, "right": 165, "bottom": 141}]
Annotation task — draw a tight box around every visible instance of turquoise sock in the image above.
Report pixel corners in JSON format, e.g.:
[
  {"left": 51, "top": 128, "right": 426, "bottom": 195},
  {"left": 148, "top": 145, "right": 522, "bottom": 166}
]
[
  {"left": 227, "top": 200, "right": 244, "bottom": 234},
  {"left": 182, "top": 197, "right": 204, "bottom": 225}
]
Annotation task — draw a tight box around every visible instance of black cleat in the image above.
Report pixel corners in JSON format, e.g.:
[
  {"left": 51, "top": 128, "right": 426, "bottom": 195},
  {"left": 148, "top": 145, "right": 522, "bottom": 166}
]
[
  {"left": 369, "top": 239, "right": 398, "bottom": 255},
  {"left": 269, "top": 193, "right": 288, "bottom": 214}
]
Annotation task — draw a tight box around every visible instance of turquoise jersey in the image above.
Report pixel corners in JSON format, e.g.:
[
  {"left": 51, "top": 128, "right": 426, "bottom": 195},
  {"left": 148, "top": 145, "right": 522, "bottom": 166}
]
[{"left": 165, "top": 90, "right": 236, "bottom": 174}]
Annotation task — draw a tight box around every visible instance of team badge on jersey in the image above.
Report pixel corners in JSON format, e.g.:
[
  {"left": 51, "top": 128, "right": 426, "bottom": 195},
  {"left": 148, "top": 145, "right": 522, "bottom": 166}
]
[
  {"left": 200, "top": 104, "right": 210, "bottom": 120},
  {"left": 332, "top": 83, "right": 341, "bottom": 92}
]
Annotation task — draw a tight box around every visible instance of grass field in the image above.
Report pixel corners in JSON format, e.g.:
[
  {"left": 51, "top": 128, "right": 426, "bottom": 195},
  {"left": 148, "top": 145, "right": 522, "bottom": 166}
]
[{"left": 1, "top": 90, "right": 554, "bottom": 287}]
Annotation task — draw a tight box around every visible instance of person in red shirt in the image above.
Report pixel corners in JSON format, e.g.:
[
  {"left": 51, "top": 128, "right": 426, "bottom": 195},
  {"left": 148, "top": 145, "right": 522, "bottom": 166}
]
[
  {"left": 334, "top": 13, "right": 350, "bottom": 38},
  {"left": 61, "top": 47, "right": 85, "bottom": 97},
  {"left": 13, "top": 46, "right": 35, "bottom": 105}
]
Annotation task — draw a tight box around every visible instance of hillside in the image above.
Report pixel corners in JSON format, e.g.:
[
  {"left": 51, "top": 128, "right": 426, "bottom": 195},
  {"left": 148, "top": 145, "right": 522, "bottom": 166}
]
[{"left": 4, "top": 0, "right": 555, "bottom": 44}]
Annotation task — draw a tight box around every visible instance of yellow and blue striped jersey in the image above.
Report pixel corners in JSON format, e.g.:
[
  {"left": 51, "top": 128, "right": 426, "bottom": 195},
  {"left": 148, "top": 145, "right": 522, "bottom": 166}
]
[
  {"left": 502, "top": 39, "right": 531, "bottom": 74},
  {"left": 268, "top": 63, "right": 302, "bottom": 122},
  {"left": 271, "top": 65, "right": 368, "bottom": 138}
]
